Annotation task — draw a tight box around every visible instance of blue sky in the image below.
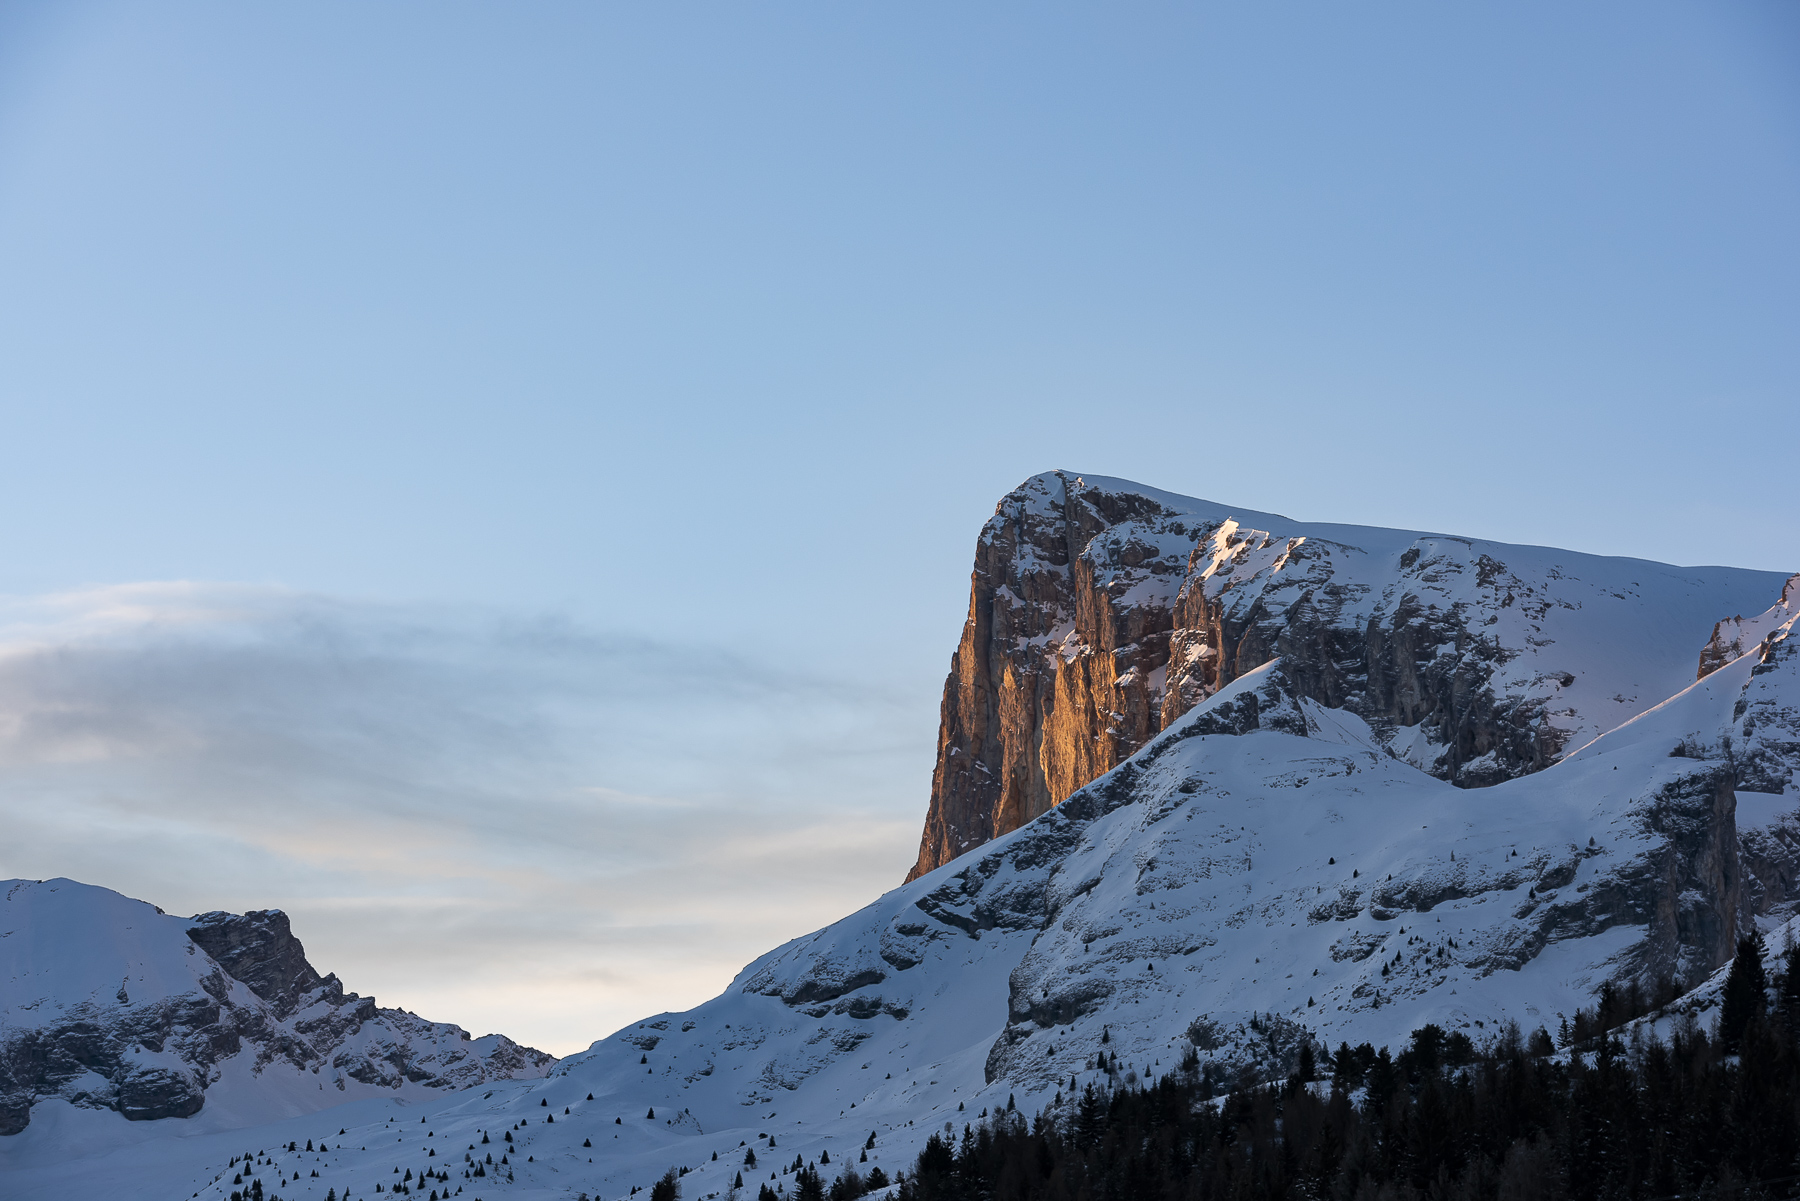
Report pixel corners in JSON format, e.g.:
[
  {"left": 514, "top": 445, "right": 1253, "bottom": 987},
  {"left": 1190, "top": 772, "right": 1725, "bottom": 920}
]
[{"left": 0, "top": 2, "right": 1795, "bottom": 1052}]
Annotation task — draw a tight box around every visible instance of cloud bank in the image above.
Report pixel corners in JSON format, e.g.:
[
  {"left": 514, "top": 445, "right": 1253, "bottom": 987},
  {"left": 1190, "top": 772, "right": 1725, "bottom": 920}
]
[{"left": 0, "top": 583, "right": 932, "bottom": 1053}]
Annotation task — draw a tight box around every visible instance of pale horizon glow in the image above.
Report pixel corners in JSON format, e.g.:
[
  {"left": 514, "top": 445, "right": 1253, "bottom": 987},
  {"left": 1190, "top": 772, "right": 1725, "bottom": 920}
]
[{"left": 0, "top": 583, "right": 925, "bottom": 1054}]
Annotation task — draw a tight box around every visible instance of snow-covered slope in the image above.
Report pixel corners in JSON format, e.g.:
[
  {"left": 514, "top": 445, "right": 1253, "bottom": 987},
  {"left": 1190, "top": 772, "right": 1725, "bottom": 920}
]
[
  {"left": 0, "top": 880, "right": 554, "bottom": 1137},
  {"left": 10, "top": 569, "right": 1796, "bottom": 1201},
  {"left": 4, "top": 484, "right": 1797, "bottom": 1201}
]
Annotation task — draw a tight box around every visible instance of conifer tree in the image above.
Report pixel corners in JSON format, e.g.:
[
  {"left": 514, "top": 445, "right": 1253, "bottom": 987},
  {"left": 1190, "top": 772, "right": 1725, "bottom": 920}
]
[{"left": 1720, "top": 929, "right": 1770, "bottom": 1053}]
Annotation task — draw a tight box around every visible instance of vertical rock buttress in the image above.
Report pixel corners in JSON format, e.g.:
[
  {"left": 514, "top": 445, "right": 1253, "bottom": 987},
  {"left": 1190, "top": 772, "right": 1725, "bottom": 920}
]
[{"left": 906, "top": 474, "right": 1188, "bottom": 881}]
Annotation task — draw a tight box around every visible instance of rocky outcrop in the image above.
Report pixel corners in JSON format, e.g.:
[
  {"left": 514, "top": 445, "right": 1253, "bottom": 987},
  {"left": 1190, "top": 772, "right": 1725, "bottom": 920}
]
[
  {"left": 914, "top": 475, "right": 1190, "bottom": 879},
  {"left": 186, "top": 908, "right": 325, "bottom": 1020},
  {"left": 908, "top": 471, "right": 1787, "bottom": 881},
  {"left": 0, "top": 993, "right": 222, "bottom": 1131},
  {"left": 1741, "top": 811, "right": 1800, "bottom": 921},
  {"left": 1459, "top": 767, "right": 1743, "bottom": 988},
  {"left": 1697, "top": 574, "right": 1799, "bottom": 680},
  {"left": 1639, "top": 769, "right": 1745, "bottom": 984},
  {"left": 0, "top": 880, "right": 554, "bottom": 1134}
]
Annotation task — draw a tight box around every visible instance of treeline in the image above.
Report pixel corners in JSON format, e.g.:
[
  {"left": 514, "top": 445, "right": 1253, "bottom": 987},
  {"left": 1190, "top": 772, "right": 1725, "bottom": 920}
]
[{"left": 894, "top": 933, "right": 1800, "bottom": 1201}]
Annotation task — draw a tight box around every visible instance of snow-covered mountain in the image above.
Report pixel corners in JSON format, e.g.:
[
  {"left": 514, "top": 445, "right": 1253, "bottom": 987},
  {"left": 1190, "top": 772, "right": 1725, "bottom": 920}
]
[
  {"left": 910, "top": 471, "right": 1787, "bottom": 880},
  {"left": 3, "top": 473, "right": 1797, "bottom": 1201},
  {"left": 0, "top": 880, "right": 554, "bottom": 1136}
]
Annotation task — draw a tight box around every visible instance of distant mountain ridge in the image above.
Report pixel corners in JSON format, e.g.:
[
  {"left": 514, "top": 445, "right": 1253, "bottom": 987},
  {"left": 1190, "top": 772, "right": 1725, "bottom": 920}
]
[
  {"left": 0, "top": 879, "right": 553, "bottom": 1135},
  {"left": 910, "top": 470, "right": 1788, "bottom": 880}
]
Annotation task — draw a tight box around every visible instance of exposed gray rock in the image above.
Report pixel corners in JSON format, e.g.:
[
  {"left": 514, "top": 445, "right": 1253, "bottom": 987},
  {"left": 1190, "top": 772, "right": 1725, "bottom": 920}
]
[
  {"left": 186, "top": 908, "right": 324, "bottom": 1020},
  {"left": 1698, "top": 574, "right": 1799, "bottom": 680},
  {"left": 0, "top": 880, "right": 555, "bottom": 1134}
]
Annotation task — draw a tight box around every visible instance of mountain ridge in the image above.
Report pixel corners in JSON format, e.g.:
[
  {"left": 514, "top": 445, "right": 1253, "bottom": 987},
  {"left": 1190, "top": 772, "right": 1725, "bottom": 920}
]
[{"left": 0, "top": 878, "right": 554, "bottom": 1136}]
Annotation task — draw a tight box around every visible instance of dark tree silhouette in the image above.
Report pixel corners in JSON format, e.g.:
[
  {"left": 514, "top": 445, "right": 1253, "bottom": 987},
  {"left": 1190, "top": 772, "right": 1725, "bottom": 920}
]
[
  {"left": 1719, "top": 930, "right": 1769, "bottom": 1053},
  {"left": 894, "top": 993, "right": 1800, "bottom": 1201}
]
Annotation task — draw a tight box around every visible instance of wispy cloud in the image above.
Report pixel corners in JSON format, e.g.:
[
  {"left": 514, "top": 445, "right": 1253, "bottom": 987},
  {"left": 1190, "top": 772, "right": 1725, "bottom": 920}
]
[{"left": 0, "top": 583, "right": 933, "bottom": 1053}]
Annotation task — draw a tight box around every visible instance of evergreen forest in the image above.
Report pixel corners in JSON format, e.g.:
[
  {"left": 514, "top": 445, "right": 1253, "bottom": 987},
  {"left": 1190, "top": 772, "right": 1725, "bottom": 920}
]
[{"left": 877, "top": 933, "right": 1800, "bottom": 1201}]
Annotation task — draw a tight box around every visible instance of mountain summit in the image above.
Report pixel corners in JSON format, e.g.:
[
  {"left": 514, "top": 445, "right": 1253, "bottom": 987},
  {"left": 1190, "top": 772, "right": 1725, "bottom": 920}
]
[{"left": 910, "top": 470, "right": 1786, "bottom": 881}]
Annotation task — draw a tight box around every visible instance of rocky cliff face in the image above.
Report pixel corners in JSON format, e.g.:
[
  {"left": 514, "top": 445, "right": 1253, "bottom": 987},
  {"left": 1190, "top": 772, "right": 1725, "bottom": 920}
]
[
  {"left": 909, "top": 471, "right": 1788, "bottom": 881},
  {"left": 1697, "top": 574, "right": 1800, "bottom": 681},
  {"left": 185, "top": 908, "right": 325, "bottom": 1021},
  {"left": 0, "top": 881, "right": 554, "bottom": 1135}
]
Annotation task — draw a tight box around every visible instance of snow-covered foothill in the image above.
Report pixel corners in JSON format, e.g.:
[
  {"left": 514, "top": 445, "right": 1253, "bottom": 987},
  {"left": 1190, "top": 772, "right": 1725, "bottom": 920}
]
[{"left": 0, "top": 880, "right": 554, "bottom": 1140}]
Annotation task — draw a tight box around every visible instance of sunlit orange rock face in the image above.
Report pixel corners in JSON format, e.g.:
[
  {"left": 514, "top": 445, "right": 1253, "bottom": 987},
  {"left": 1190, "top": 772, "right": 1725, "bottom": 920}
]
[
  {"left": 905, "top": 470, "right": 1785, "bottom": 883},
  {"left": 909, "top": 473, "right": 1221, "bottom": 882},
  {"left": 908, "top": 475, "right": 1187, "bottom": 882}
]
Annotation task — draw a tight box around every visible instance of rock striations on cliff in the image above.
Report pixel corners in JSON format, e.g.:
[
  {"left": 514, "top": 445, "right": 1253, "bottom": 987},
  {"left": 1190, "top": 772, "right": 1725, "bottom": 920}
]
[
  {"left": 910, "top": 470, "right": 1788, "bottom": 881},
  {"left": 0, "top": 879, "right": 554, "bottom": 1135}
]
